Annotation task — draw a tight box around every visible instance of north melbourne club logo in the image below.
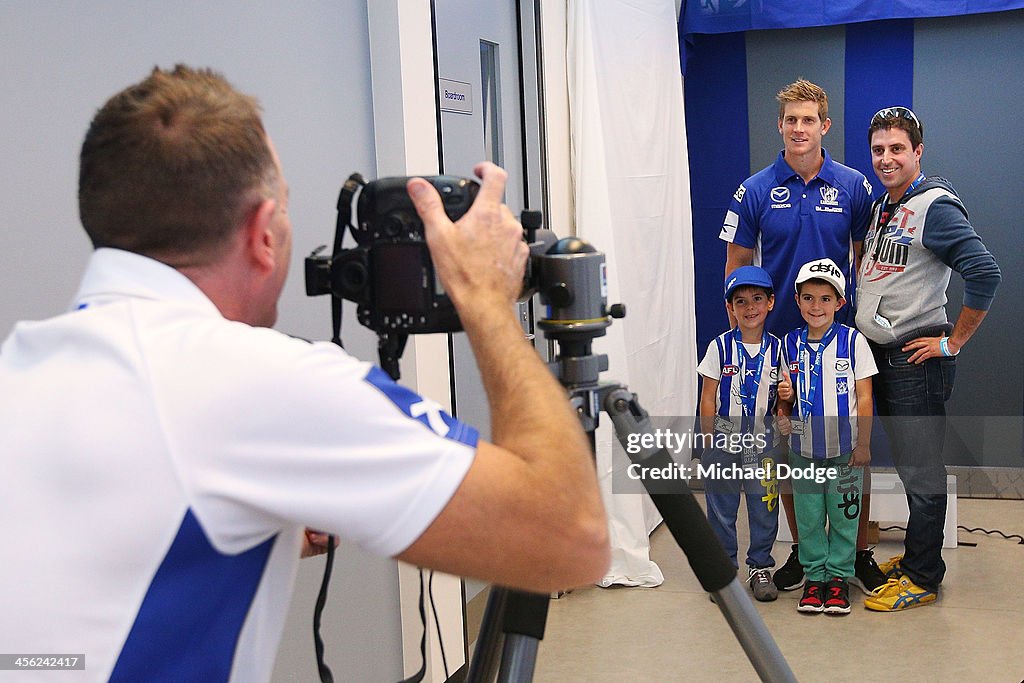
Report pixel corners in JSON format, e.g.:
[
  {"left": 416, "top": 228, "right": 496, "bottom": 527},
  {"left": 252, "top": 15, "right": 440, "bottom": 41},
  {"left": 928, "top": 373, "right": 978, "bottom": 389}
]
[{"left": 819, "top": 185, "right": 840, "bottom": 206}]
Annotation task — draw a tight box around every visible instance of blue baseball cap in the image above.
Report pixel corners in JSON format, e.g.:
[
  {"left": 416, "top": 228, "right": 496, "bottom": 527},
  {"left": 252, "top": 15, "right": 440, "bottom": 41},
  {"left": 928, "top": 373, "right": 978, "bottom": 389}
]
[{"left": 724, "top": 266, "right": 774, "bottom": 300}]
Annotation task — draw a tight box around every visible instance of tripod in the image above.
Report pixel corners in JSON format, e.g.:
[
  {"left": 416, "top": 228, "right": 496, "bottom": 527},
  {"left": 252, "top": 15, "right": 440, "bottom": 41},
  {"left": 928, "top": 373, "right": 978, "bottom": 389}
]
[{"left": 466, "top": 326, "right": 797, "bottom": 683}]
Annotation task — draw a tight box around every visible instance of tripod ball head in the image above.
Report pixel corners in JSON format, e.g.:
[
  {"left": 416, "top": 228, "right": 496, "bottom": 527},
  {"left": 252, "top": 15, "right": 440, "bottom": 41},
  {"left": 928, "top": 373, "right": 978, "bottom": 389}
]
[{"left": 535, "top": 236, "right": 623, "bottom": 344}]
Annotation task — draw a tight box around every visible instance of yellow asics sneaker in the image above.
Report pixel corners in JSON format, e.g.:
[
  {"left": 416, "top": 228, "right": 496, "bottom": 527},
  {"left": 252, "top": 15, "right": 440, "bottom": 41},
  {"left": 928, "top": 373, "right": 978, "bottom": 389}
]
[
  {"left": 864, "top": 575, "right": 937, "bottom": 611},
  {"left": 877, "top": 554, "right": 904, "bottom": 579}
]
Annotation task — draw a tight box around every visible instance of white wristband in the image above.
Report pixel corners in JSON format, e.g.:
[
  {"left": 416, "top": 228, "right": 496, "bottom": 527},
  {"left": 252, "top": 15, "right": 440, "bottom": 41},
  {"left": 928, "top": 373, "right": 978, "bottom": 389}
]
[{"left": 940, "top": 337, "right": 957, "bottom": 357}]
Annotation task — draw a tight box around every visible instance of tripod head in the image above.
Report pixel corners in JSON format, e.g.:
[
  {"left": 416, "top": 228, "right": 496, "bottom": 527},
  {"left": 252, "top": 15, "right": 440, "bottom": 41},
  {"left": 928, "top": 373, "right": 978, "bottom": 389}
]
[{"left": 530, "top": 234, "right": 626, "bottom": 395}]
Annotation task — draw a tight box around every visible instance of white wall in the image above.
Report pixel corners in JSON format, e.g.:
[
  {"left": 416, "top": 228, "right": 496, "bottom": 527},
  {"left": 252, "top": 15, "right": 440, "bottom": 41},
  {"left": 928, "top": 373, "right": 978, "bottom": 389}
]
[
  {"left": 0, "top": 2, "right": 406, "bottom": 680},
  {"left": 1, "top": 1, "right": 376, "bottom": 348}
]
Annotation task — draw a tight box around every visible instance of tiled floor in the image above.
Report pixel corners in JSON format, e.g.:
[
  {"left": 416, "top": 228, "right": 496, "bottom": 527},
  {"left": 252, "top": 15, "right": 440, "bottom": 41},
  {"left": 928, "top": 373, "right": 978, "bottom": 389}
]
[{"left": 532, "top": 496, "right": 1024, "bottom": 682}]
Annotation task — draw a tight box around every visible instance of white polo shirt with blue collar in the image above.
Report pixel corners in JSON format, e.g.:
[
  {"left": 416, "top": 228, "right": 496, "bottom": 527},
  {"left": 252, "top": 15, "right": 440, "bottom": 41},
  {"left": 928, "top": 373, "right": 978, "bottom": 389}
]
[{"left": 0, "top": 248, "right": 477, "bottom": 682}]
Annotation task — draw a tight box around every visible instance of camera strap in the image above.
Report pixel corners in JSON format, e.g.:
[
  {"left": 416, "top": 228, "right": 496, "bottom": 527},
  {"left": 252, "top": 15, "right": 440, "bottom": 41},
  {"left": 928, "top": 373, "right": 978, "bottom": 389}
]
[
  {"left": 313, "top": 538, "right": 336, "bottom": 683},
  {"left": 310, "top": 174, "right": 367, "bottom": 683},
  {"left": 330, "top": 173, "right": 367, "bottom": 348}
]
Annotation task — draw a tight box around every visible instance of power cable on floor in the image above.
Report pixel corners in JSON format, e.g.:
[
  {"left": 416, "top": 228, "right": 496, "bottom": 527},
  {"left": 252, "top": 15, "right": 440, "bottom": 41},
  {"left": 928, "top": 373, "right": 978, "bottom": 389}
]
[{"left": 878, "top": 524, "right": 1024, "bottom": 545}]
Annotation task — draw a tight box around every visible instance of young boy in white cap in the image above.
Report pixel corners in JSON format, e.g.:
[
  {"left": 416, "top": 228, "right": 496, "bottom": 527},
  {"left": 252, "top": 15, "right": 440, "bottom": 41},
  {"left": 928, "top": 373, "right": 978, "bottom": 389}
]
[
  {"left": 777, "top": 258, "right": 877, "bottom": 614},
  {"left": 698, "top": 266, "right": 784, "bottom": 602}
]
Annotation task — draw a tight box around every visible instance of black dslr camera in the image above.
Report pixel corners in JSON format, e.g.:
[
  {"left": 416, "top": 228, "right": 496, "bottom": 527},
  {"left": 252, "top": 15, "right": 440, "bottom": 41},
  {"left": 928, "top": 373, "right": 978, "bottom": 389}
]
[
  {"left": 305, "top": 173, "right": 478, "bottom": 334},
  {"left": 305, "top": 173, "right": 624, "bottom": 380}
]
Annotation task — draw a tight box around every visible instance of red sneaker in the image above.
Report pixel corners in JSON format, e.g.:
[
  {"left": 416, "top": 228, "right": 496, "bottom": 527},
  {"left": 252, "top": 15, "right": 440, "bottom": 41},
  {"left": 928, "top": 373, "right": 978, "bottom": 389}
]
[
  {"left": 798, "top": 580, "right": 826, "bottom": 613},
  {"left": 823, "top": 577, "right": 851, "bottom": 615}
]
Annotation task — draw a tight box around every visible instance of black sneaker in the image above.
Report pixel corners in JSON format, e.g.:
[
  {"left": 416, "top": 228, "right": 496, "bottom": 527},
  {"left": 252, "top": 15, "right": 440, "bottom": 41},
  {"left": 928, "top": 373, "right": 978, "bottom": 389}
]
[
  {"left": 823, "top": 577, "right": 851, "bottom": 615},
  {"left": 797, "top": 580, "right": 825, "bottom": 613},
  {"left": 772, "top": 544, "right": 804, "bottom": 591},
  {"left": 852, "top": 548, "right": 887, "bottom": 594}
]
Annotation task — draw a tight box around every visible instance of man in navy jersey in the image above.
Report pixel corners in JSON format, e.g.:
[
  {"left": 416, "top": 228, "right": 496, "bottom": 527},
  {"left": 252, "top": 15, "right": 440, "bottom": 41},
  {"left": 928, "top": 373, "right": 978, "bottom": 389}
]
[
  {"left": 0, "top": 65, "right": 609, "bottom": 681},
  {"left": 857, "top": 106, "right": 1000, "bottom": 611},
  {"left": 719, "top": 79, "right": 881, "bottom": 594},
  {"left": 720, "top": 79, "right": 872, "bottom": 335}
]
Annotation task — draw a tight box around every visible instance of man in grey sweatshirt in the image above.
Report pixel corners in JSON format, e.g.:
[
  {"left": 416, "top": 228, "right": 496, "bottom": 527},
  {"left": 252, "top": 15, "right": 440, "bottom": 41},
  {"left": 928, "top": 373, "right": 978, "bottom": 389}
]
[{"left": 856, "top": 106, "right": 1001, "bottom": 612}]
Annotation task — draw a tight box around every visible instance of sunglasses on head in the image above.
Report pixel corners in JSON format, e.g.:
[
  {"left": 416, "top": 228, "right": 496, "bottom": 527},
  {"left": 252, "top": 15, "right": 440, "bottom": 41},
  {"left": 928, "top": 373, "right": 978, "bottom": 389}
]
[{"left": 871, "top": 106, "right": 921, "bottom": 131}]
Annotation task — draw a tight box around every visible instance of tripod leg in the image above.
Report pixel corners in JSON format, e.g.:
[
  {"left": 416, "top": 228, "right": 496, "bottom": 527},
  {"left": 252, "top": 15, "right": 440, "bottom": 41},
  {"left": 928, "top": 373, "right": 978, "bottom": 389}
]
[
  {"left": 606, "top": 390, "right": 797, "bottom": 683},
  {"left": 649, "top": 491, "right": 796, "bottom": 682},
  {"left": 495, "top": 591, "right": 549, "bottom": 683},
  {"left": 497, "top": 635, "right": 539, "bottom": 683},
  {"left": 467, "top": 588, "right": 508, "bottom": 683},
  {"left": 467, "top": 589, "right": 549, "bottom": 683}
]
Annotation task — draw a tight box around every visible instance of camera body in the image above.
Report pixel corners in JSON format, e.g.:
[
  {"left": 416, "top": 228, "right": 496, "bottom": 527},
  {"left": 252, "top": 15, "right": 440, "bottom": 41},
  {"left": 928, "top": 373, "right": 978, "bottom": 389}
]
[
  {"left": 305, "top": 175, "right": 478, "bottom": 334},
  {"left": 306, "top": 173, "right": 623, "bottom": 349}
]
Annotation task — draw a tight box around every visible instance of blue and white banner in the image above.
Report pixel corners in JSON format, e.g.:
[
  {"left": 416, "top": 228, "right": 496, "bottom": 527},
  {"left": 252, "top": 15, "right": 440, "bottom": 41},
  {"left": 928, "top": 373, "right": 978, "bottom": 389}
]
[{"left": 681, "top": 0, "right": 1024, "bottom": 39}]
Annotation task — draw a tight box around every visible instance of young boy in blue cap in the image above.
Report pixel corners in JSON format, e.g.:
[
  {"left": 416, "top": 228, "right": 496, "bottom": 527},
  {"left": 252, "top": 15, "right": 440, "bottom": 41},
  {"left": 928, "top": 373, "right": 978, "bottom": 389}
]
[{"left": 698, "top": 266, "right": 783, "bottom": 601}]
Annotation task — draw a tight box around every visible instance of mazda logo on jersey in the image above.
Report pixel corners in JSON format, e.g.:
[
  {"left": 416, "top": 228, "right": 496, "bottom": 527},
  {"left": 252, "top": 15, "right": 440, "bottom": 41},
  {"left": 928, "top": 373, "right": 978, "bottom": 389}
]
[
  {"left": 769, "top": 368, "right": 780, "bottom": 381},
  {"left": 770, "top": 187, "right": 790, "bottom": 203},
  {"left": 722, "top": 365, "right": 739, "bottom": 376},
  {"left": 835, "top": 359, "right": 850, "bottom": 372}
]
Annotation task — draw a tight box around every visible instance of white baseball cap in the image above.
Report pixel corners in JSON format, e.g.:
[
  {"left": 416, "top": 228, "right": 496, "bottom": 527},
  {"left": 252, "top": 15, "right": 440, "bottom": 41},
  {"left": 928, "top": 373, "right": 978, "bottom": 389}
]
[{"left": 795, "top": 258, "right": 845, "bottom": 298}]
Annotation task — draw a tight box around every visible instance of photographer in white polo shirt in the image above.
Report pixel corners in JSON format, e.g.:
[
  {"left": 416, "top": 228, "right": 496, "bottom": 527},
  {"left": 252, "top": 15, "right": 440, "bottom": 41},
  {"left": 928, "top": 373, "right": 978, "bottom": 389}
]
[{"left": 0, "top": 65, "right": 609, "bottom": 682}]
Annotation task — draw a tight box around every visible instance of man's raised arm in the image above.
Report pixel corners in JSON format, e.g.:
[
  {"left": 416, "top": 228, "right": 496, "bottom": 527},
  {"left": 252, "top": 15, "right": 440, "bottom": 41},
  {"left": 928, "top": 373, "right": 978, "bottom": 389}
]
[{"left": 397, "top": 163, "right": 610, "bottom": 593}]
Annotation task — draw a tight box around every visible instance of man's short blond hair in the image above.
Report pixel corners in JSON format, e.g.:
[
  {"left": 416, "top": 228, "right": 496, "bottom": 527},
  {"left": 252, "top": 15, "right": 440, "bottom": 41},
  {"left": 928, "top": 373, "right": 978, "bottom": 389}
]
[{"left": 776, "top": 79, "right": 829, "bottom": 123}]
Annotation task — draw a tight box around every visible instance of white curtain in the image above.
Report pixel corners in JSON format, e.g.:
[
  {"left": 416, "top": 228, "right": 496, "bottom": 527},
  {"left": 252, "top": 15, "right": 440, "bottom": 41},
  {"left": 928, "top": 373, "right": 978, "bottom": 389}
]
[{"left": 568, "top": 0, "right": 698, "bottom": 587}]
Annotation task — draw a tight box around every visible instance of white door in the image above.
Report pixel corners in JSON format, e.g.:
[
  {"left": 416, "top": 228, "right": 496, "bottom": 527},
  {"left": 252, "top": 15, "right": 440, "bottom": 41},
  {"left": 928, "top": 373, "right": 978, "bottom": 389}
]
[
  {"left": 433, "top": 0, "right": 546, "bottom": 676},
  {"left": 434, "top": 0, "right": 545, "bottom": 441}
]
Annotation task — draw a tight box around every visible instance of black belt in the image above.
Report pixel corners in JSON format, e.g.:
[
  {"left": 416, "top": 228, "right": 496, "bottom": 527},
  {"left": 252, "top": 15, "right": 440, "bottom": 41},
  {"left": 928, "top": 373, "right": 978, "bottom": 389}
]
[
  {"left": 868, "top": 323, "right": 954, "bottom": 350},
  {"left": 870, "top": 323, "right": 953, "bottom": 350}
]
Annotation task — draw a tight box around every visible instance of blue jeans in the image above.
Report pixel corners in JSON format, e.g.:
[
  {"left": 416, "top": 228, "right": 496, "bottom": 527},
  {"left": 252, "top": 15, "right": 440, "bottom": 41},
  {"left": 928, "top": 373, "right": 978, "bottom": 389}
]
[
  {"left": 870, "top": 336, "right": 955, "bottom": 592},
  {"left": 703, "top": 448, "right": 780, "bottom": 569}
]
